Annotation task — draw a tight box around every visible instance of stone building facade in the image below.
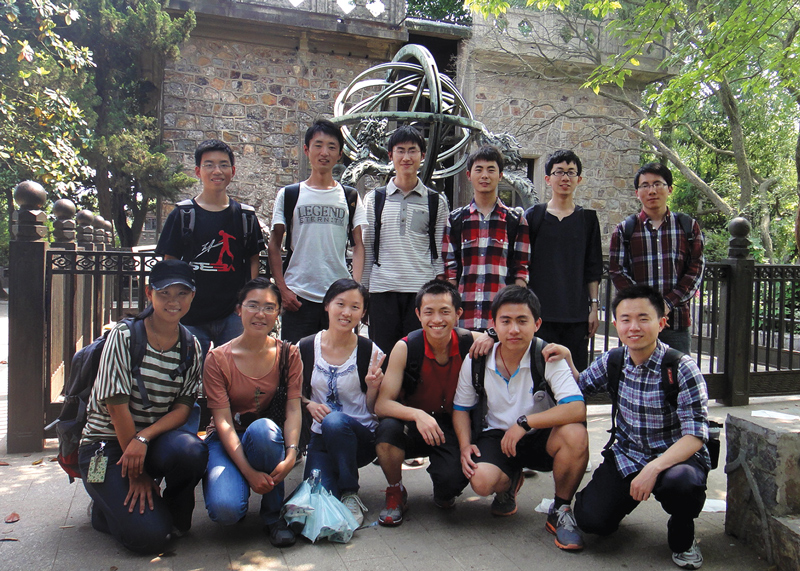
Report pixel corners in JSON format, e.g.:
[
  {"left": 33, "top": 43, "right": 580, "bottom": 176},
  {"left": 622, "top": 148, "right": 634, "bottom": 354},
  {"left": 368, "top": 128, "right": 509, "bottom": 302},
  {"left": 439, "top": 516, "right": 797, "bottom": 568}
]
[{"left": 160, "top": 0, "right": 660, "bottom": 247}]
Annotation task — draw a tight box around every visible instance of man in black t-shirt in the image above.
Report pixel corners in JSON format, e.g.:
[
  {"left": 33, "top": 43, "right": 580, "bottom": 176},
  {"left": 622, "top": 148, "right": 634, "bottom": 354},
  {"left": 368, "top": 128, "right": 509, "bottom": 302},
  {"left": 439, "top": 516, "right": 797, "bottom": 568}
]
[
  {"left": 525, "top": 150, "right": 602, "bottom": 371},
  {"left": 156, "top": 139, "right": 265, "bottom": 359}
]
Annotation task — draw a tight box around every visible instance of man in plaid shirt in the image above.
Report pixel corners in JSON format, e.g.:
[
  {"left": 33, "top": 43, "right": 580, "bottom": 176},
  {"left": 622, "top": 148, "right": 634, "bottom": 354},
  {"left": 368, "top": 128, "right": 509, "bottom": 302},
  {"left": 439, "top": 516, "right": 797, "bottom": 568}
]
[
  {"left": 443, "top": 146, "right": 530, "bottom": 330},
  {"left": 609, "top": 162, "right": 704, "bottom": 354},
  {"left": 550, "top": 285, "right": 710, "bottom": 569}
]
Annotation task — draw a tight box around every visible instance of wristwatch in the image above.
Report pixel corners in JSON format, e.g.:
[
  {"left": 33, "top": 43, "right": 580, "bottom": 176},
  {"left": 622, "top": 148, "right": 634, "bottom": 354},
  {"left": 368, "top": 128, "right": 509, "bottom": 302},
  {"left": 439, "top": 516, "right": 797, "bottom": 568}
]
[
  {"left": 286, "top": 444, "right": 300, "bottom": 453},
  {"left": 486, "top": 327, "right": 499, "bottom": 342},
  {"left": 589, "top": 298, "right": 600, "bottom": 305},
  {"left": 133, "top": 435, "right": 149, "bottom": 446},
  {"left": 516, "top": 415, "right": 531, "bottom": 431}
]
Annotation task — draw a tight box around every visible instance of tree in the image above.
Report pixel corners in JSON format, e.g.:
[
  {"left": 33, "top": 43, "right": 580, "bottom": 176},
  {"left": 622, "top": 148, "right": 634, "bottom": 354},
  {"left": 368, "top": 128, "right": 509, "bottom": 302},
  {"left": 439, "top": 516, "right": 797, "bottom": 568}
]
[
  {"left": 65, "top": 0, "right": 195, "bottom": 246},
  {"left": 407, "top": 0, "right": 473, "bottom": 25},
  {"left": 0, "top": 0, "right": 93, "bottom": 261},
  {"left": 465, "top": 0, "right": 800, "bottom": 261}
]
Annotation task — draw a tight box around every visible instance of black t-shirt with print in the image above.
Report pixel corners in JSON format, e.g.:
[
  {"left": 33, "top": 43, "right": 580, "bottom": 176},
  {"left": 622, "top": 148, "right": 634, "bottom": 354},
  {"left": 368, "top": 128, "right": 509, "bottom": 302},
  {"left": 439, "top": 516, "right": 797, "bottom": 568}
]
[{"left": 155, "top": 199, "right": 265, "bottom": 325}]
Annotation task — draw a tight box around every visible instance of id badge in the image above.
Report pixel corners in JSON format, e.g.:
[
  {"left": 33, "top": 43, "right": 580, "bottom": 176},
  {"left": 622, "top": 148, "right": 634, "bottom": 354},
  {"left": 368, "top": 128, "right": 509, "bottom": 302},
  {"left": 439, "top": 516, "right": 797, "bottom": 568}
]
[{"left": 87, "top": 443, "right": 108, "bottom": 483}]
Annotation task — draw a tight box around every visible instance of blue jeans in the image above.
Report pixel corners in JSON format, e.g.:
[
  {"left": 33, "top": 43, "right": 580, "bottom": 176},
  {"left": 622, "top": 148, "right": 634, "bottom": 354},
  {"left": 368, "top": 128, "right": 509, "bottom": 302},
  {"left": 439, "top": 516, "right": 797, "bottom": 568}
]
[
  {"left": 78, "top": 430, "right": 208, "bottom": 554},
  {"left": 186, "top": 312, "right": 243, "bottom": 361},
  {"left": 303, "top": 411, "right": 376, "bottom": 497},
  {"left": 203, "top": 418, "right": 287, "bottom": 526}
]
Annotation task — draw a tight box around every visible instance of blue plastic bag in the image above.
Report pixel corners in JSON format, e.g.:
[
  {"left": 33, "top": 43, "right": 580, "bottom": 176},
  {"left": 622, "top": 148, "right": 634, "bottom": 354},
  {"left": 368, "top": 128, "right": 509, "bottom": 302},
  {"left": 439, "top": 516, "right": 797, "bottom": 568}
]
[{"left": 281, "top": 469, "right": 359, "bottom": 543}]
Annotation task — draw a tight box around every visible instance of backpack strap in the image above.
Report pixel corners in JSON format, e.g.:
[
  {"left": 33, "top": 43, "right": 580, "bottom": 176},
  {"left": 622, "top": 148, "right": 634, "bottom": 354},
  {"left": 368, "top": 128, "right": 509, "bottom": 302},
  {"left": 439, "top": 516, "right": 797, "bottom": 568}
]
[
  {"left": 401, "top": 329, "right": 426, "bottom": 398},
  {"left": 603, "top": 346, "right": 626, "bottom": 450},
  {"left": 427, "top": 190, "right": 440, "bottom": 262},
  {"left": 176, "top": 199, "right": 196, "bottom": 253},
  {"left": 281, "top": 183, "right": 302, "bottom": 269},
  {"left": 355, "top": 336, "right": 372, "bottom": 393},
  {"left": 525, "top": 203, "right": 547, "bottom": 254},
  {"left": 373, "top": 187, "right": 387, "bottom": 266},
  {"left": 529, "top": 336, "right": 547, "bottom": 392},
  {"left": 172, "top": 324, "right": 196, "bottom": 381},
  {"left": 660, "top": 347, "right": 684, "bottom": 409},
  {"left": 343, "top": 185, "right": 359, "bottom": 248},
  {"left": 123, "top": 318, "right": 153, "bottom": 410},
  {"left": 504, "top": 207, "right": 522, "bottom": 285},
  {"left": 470, "top": 353, "right": 489, "bottom": 438},
  {"left": 455, "top": 327, "right": 474, "bottom": 359},
  {"left": 447, "top": 206, "right": 468, "bottom": 284},
  {"left": 239, "top": 202, "right": 257, "bottom": 244},
  {"left": 298, "top": 335, "right": 315, "bottom": 399}
]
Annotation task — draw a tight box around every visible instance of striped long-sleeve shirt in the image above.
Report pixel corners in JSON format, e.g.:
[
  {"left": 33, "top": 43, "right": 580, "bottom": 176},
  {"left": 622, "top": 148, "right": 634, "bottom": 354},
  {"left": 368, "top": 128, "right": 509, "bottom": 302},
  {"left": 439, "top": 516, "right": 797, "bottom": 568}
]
[{"left": 609, "top": 210, "right": 704, "bottom": 330}]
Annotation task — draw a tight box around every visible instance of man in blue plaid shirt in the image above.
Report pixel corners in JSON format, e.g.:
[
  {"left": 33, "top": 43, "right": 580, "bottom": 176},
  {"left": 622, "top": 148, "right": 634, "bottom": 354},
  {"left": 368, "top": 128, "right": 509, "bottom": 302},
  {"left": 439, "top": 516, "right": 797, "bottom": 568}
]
[
  {"left": 609, "top": 162, "right": 704, "bottom": 354},
  {"left": 551, "top": 285, "right": 709, "bottom": 569}
]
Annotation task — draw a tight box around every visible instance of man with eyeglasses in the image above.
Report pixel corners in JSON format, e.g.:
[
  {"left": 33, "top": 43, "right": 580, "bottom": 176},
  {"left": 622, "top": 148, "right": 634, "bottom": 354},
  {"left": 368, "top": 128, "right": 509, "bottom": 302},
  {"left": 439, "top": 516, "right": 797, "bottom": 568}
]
[
  {"left": 609, "top": 162, "right": 705, "bottom": 354},
  {"left": 524, "top": 150, "right": 602, "bottom": 371},
  {"left": 361, "top": 125, "right": 450, "bottom": 354},
  {"left": 156, "top": 139, "right": 265, "bottom": 361}
]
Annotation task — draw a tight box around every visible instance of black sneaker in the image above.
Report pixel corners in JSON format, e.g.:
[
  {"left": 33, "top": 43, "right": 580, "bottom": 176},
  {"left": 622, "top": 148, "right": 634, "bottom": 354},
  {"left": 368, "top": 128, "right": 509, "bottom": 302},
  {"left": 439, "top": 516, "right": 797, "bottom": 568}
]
[
  {"left": 491, "top": 470, "right": 523, "bottom": 516},
  {"left": 266, "top": 519, "right": 297, "bottom": 547}
]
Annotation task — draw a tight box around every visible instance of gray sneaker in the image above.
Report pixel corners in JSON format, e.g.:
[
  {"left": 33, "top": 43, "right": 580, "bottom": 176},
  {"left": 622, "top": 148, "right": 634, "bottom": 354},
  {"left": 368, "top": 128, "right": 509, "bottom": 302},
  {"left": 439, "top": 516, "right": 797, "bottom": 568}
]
[
  {"left": 672, "top": 539, "right": 703, "bottom": 569},
  {"left": 341, "top": 492, "right": 367, "bottom": 527},
  {"left": 491, "top": 470, "right": 523, "bottom": 516},
  {"left": 546, "top": 504, "right": 584, "bottom": 551}
]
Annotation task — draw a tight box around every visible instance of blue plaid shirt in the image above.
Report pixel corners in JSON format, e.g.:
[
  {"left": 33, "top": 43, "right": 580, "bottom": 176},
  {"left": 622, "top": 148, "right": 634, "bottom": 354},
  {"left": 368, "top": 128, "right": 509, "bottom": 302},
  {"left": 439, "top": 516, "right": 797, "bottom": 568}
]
[{"left": 579, "top": 341, "right": 710, "bottom": 477}]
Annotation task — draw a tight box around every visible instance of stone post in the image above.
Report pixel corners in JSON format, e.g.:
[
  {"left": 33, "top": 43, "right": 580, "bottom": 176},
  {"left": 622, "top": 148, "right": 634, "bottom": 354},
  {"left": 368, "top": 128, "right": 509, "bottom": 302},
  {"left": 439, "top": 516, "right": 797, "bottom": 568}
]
[
  {"left": 7, "top": 181, "right": 48, "bottom": 453},
  {"left": 52, "top": 199, "right": 77, "bottom": 249},
  {"left": 76, "top": 209, "right": 95, "bottom": 249},
  {"left": 76, "top": 209, "right": 95, "bottom": 347},
  {"left": 103, "top": 219, "right": 113, "bottom": 247},
  {"left": 722, "top": 217, "right": 754, "bottom": 406},
  {"left": 92, "top": 215, "right": 107, "bottom": 250}
]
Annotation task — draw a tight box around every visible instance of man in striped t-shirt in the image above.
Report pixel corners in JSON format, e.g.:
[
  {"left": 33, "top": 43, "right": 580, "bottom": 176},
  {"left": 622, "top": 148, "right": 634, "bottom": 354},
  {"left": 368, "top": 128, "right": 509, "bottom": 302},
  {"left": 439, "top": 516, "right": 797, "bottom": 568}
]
[
  {"left": 609, "top": 163, "right": 705, "bottom": 355},
  {"left": 362, "top": 126, "right": 450, "bottom": 353}
]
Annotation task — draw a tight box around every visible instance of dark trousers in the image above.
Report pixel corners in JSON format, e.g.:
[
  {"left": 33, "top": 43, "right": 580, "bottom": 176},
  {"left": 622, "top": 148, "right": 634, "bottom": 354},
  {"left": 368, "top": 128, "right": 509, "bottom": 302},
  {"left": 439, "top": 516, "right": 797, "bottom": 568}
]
[
  {"left": 79, "top": 431, "right": 208, "bottom": 554},
  {"left": 375, "top": 416, "right": 468, "bottom": 501},
  {"left": 280, "top": 296, "right": 328, "bottom": 343},
  {"left": 574, "top": 453, "right": 707, "bottom": 553},
  {"left": 659, "top": 327, "right": 691, "bottom": 355},
  {"left": 368, "top": 291, "right": 420, "bottom": 354},
  {"left": 537, "top": 321, "right": 590, "bottom": 371}
]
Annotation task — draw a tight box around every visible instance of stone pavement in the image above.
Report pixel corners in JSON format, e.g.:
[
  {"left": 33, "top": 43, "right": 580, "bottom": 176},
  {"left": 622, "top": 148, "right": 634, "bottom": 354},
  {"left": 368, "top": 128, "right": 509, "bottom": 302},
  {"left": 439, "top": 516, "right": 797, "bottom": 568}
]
[{"left": 0, "top": 298, "right": 787, "bottom": 570}]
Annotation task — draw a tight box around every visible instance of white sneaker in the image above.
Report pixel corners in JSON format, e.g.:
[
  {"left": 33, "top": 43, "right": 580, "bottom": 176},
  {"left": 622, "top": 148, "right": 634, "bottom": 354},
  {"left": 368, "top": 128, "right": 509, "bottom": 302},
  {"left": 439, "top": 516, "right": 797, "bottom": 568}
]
[
  {"left": 341, "top": 492, "right": 367, "bottom": 527},
  {"left": 672, "top": 539, "right": 703, "bottom": 569}
]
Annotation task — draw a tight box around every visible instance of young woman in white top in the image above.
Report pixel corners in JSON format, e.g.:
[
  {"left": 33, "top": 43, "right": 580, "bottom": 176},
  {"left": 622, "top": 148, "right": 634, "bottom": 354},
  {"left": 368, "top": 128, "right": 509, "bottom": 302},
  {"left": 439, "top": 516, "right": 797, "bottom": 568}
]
[{"left": 301, "top": 278, "right": 384, "bottom": 525}]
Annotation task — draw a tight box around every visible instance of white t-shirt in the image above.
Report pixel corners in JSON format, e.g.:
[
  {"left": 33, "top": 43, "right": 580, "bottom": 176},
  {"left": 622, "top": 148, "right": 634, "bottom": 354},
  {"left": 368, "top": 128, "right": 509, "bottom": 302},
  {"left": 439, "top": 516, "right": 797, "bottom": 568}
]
[
  {"left": 271, "top": 182, "right": 367, "bottom": 302},
  {"left": 309, "top": 332, "right": 383, "bottom": 434},
  {"left": 453, "top": 341, "right": 583, "bottom": 431}
]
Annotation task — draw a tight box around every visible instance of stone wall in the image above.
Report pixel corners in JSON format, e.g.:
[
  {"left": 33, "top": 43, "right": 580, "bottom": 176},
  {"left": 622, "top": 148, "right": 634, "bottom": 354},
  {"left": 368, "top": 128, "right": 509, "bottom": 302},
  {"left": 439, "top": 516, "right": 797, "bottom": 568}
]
[{"left": 162, "top": 36, "right": 383, "bottom": 220}]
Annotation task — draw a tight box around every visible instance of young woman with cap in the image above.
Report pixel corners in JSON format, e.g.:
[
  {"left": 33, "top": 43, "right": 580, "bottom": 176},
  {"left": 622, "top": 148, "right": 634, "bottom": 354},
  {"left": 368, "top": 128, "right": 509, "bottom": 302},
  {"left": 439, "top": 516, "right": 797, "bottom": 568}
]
[{"left": 78, "top": 259, "right": 207, "bottom": 554}]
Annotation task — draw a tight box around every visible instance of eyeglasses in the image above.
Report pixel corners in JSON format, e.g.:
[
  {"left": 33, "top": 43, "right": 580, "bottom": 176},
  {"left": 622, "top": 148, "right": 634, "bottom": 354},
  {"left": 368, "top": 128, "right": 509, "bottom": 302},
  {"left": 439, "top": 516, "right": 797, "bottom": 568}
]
[
  {"left": 200, "top": 162, "right": 232, "bottom": 171},
  {"left": 551, "top": 170, "right": 579, "bottom": 178},
  {"left": 637, "top": 181, "right": 669, "bottom": 191},
  {"left": 242, "top": 302, "right": 279, "bottom": 315},
  {"left": 392, "top": 148, "right": 421, "bottom": 157}
]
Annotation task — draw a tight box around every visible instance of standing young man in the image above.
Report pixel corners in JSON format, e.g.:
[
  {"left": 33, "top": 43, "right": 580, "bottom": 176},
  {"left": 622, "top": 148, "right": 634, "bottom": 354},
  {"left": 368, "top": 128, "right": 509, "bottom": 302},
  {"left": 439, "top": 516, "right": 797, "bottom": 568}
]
[
  {"left": 362, "top": 125, "right": 450, "bottom": 353},
  {"left": 443, "top": 145, "right": 530, "bottom": 331},
  {"left": 564, "top": 285, "right": 710, "bottom": 569},
  {"left": 156, "top": 139, "right": 265, "bottom": 359},
  {"left": 268, "top": 119, "right": 367, "bottom": 343},
  {"left": 452, "top": 286, "right": 589, "bottom": 551},
  {"left": 609, "top": 162, "right": 705, "bottom": 354},
  {"left": 373, "top": 280, "right": 484, "bottom": 526},
  {"left": 526, "top": 150, "right": 603, "bottom": 371}
]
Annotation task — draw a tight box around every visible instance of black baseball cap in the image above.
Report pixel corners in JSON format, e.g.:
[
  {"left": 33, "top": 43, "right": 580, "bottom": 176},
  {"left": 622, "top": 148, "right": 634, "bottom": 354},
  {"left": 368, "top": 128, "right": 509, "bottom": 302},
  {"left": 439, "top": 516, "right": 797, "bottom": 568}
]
[{"left": 149, "top": 259, "right": 196, "bottom": 291}]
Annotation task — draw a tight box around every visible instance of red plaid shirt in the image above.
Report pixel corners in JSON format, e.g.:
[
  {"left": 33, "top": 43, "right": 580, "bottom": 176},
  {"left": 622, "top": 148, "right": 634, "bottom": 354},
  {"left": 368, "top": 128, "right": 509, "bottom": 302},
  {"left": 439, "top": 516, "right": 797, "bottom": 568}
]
[
  {"left": 443, "top": 199, "right": 530, "bottom": 330},
  {"left": 609, "top": 209, "right": 705, "bottom": 329}
]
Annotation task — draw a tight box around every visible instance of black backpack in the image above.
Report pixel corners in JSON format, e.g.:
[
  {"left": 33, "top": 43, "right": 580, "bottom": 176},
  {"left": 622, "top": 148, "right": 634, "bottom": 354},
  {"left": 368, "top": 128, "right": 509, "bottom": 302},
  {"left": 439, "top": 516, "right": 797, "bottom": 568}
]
[
  {"left": 603, "top": 346, "right": 683, "bottom": 451},
  {"left": 176, "top": 198, "right": 258, "bottom": 260},
  {"left": 372, "top": 186, "right": 441, "bottom": 266},
  {"left": 447, "top": 205, "right": 522, "bottom": 284},
  {"left": 401, "top": 327, "right": 474, "bottom": 399},
  {"left": 470, "top": 337, "right": 550, "bottom": 439},
  {"left": 296, "top": 334, "right": 374, "bottom": 451},
  {"left": 281, "top": 183, "right": 359, "bottom": 272},
  {"left": 48, "top": 317, "right": 196, "bottom": 482},
  {"left": 620, "top": 211, "right": 696, "bottom": 271}
]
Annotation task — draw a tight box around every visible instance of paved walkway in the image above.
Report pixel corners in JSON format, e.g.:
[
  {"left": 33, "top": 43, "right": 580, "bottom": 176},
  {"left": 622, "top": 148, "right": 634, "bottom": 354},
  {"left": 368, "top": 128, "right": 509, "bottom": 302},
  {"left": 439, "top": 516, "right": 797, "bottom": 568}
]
[{"left": 0, "top": 300, "right": 786, "bottom": 570}]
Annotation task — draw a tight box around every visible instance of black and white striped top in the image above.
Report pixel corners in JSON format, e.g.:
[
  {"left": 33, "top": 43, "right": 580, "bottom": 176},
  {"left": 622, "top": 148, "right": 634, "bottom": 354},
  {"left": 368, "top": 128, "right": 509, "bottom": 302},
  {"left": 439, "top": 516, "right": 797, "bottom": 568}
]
[{"left": 80, "top": 321, "right": 202, "bottom": 445}]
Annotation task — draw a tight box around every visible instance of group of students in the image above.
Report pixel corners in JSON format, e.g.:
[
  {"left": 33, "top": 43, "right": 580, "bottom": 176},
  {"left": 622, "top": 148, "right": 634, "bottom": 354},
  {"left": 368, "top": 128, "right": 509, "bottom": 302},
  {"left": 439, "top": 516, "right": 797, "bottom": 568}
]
[{"left": 76, "top": 118, "right": 709, "bottom": 571}]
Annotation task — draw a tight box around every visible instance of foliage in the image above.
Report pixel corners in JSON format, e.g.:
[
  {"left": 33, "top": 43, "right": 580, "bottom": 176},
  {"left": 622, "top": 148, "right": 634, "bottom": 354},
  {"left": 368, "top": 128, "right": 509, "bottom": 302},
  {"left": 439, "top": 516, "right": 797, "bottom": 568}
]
[
  {"left": 0, "top": 0, "right": 93, "bottom": 263},
  {"left": 64, "top": 0, "right": 196, "bottom": 246},
  {"left": 407, "top": 0, "right": 472, "bottom": 25},
  {"left": 465, "top": 0, "right": 800, "bottom": 262}
]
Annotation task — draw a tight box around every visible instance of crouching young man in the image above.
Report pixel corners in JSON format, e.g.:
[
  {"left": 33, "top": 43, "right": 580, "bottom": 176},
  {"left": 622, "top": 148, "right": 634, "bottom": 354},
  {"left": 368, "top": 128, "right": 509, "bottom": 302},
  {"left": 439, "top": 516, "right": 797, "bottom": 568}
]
[
  {"left": 373, "top": 280, "right": 489, "bottom": 526},
  {"left": 564, "top": 284, "right": 710, "bottom": 569},
  {"left": 452, "top": 286, "right": 589, "bottom": 551}
]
